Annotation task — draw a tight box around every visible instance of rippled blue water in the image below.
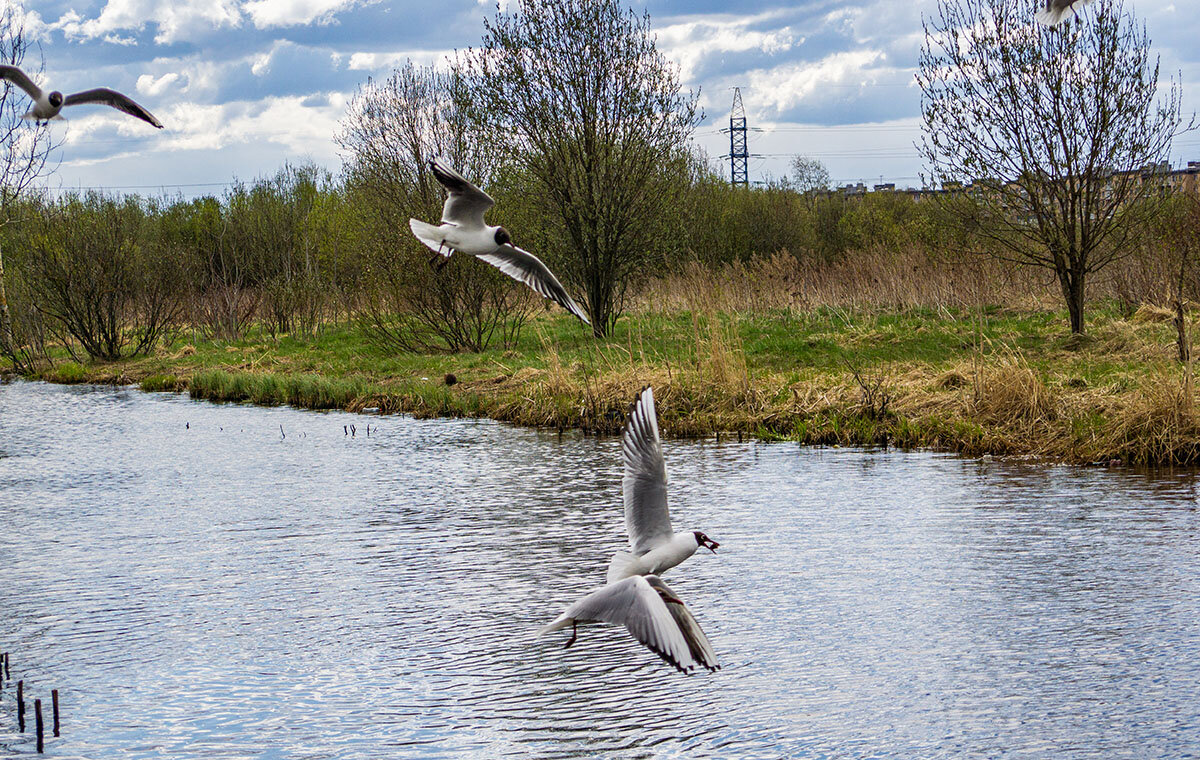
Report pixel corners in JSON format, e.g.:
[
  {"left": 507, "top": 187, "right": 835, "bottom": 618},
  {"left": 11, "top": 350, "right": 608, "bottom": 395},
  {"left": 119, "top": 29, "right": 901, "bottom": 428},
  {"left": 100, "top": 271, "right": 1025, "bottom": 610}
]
[{"left": 1, "top": 379, "right": 1199, "bottom": 758}]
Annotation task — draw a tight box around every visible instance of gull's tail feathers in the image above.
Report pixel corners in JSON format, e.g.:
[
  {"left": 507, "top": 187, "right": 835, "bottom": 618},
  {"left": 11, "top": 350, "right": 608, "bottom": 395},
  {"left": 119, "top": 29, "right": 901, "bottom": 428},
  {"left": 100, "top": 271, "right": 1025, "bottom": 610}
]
[
  {"left": 538, "top": 616, "right": 571, "bottom": 636},
  {"left": 409, "top": 218, "right": 450, "bottom": 256},
  {"left": 606, "top": 551, "right": 639, "bottom": 584}
]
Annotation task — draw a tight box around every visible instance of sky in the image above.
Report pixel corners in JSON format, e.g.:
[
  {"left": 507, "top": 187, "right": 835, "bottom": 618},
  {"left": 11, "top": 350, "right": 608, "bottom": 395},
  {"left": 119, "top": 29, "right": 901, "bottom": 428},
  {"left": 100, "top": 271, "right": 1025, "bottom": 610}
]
[{"left": 9, "top": 0, "right": 1200, "bottom": 198}]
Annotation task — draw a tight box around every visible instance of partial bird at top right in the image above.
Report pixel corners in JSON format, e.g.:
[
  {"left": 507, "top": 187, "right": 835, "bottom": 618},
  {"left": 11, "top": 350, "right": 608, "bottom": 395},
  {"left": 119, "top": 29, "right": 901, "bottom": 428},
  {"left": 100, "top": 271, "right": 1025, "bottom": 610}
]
[{"left": 1036, "top": 0, "right": 1097, "bottom": 26}]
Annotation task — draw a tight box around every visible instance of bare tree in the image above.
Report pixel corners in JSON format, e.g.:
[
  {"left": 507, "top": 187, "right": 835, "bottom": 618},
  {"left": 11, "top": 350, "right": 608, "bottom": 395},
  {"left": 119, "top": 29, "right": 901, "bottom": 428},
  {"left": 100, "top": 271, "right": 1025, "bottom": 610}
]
[
  {"left": 918, "top": 0, "right": 1189, "bottom": 334},
  {"left": 789, "top": 155, "right": 832, "bottom": 197},
  {"left": 24, "top": 194, "right": 183, "bottom": 361},
  {"left": 0, "top": 5, "right": 58, "bottom": 368},
  {"left": 337, "top": 61, "right": 535, "bottom": 352},
  {"left": 462, "top": 0, "right": 700, "bottom": 337}
]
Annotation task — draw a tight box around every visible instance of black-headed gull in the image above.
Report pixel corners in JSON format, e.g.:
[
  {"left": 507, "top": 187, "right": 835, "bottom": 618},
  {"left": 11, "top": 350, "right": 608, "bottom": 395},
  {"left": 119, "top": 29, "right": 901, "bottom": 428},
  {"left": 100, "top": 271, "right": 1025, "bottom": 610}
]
[
  {"left": 0, "top": 65, "right": 163, "bottom": 128},
  {"left": 408, "top": 158, "right": 589, "bottom": 325},
  {"left": 607, "top": 386, "right": 719, "bottom": 583},
  {"left": 540, "top": 386, "right": 721, "bottom": 672},
  {"left": 1035, "top": 0, "right": 1096, "bottom": 26},
  {"left": 540, "top": 574, "right": 720, "bottom": 673}
]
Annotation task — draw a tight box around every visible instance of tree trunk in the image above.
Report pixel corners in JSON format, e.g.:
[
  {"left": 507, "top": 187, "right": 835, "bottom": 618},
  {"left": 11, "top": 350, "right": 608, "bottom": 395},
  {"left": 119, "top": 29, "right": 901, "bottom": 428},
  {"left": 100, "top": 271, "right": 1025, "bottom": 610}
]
[
  {"left": 0, "top": 238, "right": 14, "bottom": 363},
  {"left": 1057, "top": 265, "right": 1086, "bottom": 335}
]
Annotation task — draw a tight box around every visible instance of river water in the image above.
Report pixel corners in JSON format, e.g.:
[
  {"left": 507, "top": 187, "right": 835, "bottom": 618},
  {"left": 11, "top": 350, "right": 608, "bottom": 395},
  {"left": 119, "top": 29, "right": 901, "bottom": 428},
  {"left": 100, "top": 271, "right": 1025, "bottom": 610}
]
[{"left": 0, "top": 379, "right": 1198, "bottom": 758}]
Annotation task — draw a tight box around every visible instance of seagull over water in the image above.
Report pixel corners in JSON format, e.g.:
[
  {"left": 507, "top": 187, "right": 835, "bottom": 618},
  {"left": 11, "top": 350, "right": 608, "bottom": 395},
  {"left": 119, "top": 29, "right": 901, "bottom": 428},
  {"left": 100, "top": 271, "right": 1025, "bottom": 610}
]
[
  {"left": 1035, "top": 0, "right": 1096, "bottom": 26},
  {"left": 540, "top": 386, "right": 721, "bottom": 673},
  {"left": 0, "top": 65, "right": 163, "bottom": 128},
  {"left": 409, "top": 158, "right": 590, "bottom": 325}
]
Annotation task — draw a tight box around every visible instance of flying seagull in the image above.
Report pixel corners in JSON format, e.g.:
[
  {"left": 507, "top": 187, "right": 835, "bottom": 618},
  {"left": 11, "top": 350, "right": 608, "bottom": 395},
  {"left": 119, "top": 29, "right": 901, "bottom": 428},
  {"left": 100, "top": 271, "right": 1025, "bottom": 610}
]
[
  {"left": 606, "top": 386, "right": 719, "bottom": 583},
  {"left": 1035, "top": 0, "right": 1096, "bottom": 26},
  {"left": 409, "top": 158, "right": 590, "bottom": 325},
  {"left": 0, "top": 65, "right": 163, "bottom": 128},
  {"left": 539, "top": 386, "right": 722, "bottom": 672},
  {"left": 540, "top": 574, "right": 720, "bottom": 673}
]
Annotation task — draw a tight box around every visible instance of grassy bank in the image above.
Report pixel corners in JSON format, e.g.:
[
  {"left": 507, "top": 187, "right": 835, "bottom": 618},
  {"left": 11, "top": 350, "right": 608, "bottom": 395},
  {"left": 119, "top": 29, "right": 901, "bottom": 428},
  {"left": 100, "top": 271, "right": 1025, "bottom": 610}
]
[{"left": 10, "top": 299, "right": 1200, "bottom": 466}]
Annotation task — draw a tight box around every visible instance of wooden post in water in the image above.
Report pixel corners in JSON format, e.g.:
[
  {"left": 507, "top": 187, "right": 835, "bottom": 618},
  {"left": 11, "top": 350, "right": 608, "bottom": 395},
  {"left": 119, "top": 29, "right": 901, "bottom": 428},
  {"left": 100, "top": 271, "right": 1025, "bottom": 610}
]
[
  {"left": 3, "top": 651, "right": 8, "bottom": 679},
  {"left": 34, "top": 698, "right": 43, "bottom": 753},
  {"left": 17, "top": 679, "right": 24, "bottom": 731},
  {"left": 52, "top": 689, "right": 60, "bottom": 736}
]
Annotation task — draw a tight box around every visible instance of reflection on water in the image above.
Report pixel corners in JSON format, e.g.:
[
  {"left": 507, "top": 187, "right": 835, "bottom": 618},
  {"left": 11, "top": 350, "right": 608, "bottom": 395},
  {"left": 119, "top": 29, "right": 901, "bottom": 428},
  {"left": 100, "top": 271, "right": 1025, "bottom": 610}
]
[{"left": 1, "top": 379, "right": 1198, "bottom": 758}]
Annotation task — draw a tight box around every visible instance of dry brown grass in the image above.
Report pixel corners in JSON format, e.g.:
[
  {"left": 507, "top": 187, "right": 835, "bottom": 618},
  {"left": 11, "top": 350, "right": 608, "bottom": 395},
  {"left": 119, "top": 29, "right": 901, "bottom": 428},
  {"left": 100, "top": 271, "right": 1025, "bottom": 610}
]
[
  {"left": 636, "top": 247, "right": 1057, "bottom": 316},
  {"left": 973, "top": 353, "right": 1058, "bottom": 425}
]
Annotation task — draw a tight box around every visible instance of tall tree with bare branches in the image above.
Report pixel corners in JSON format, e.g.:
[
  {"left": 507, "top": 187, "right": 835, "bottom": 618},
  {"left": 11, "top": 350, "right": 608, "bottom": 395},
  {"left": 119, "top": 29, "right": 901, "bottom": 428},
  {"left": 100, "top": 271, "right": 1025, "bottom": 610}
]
[
  {"left": 462, "top": 0, "right": 700, "bottom": 337},
  {"left": 918, "top": 0, "right": 1189, "bottom": 334},
  {"left": 0, "top": 5, "right": 57, "bottom": 368}
]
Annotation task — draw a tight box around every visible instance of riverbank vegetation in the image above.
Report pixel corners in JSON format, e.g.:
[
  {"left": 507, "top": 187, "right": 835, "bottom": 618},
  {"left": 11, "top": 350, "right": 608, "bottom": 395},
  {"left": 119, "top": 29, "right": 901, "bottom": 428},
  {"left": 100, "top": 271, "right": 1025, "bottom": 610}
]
[
  {"left": 1, "top": 0, "right": 1198, "bottom": 465},
  {"left": 9, "top": 233, "right": 1200, "bottom": 465}
]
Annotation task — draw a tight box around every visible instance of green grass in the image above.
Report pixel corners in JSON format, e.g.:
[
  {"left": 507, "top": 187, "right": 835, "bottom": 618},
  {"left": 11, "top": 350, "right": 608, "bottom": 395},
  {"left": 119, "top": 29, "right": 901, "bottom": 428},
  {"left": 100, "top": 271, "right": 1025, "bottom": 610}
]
[{"left": 7, "top": 301, "right": 1198, "bottom": 463}]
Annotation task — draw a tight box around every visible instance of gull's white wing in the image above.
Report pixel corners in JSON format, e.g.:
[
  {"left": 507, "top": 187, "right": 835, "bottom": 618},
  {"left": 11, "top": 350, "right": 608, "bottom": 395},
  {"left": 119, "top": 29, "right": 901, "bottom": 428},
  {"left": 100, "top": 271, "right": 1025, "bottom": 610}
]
[
  {"left": 542, "top": 575, "right": 695, "bottom": 672},
  {"left": 63, "top": 88, "right": 163, "bottom": 128},
  {"left": 429, "top": 158, "right": 494, "bottom": 227},
  {"left": 0, "top": 65, "right": 42, "bottom": 100},
  {"left": 646, "top": 576, "right": 720, "bottom": 672},
  {"left": 1035, "top": 0, "right": 1096, "bottom": 26},
  {"left": 622, "top": 386, "right": 672, "bottom": 555},
  {"left": 476, "top": 244, "right": 590, "bottom": 325}
]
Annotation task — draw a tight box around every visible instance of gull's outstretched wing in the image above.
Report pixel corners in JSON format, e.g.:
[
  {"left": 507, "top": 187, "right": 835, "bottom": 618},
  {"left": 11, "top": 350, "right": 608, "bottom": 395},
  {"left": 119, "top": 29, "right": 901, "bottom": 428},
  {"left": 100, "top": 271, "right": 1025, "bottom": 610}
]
[
  {"left": 63, "top": 88, "right": 163, "bottom": 128},
  {"left": 1035, "top": 0, "right": 1096, "bottom": 26},
  {"left": 622, "top": 386, "right": 672, "bottom": 555},
  {"left": 0, "top": 65, "right": 42, "bottom": 100},
  {"left": 646, "top": 576, "right": 720, "bottom": 672},
  {"left": 476, "top": 244, "right": 590, "bottom": 325},
  {"left": 541, "top": 575, "right": 696, "bottom": 672},
  {"left": 429, "top": 158, "right": 493, "bottom": 227}
]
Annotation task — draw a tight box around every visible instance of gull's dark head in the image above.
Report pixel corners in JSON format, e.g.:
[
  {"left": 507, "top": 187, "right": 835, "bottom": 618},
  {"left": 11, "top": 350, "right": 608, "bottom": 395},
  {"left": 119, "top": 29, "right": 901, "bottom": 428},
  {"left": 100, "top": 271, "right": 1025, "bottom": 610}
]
[
  {"left": 694, "top": 531, "right": 719, "bottom": 553},
  {"left": 493, "top": 226, "right": 512, "bottom": 246},
  {"left": 48, "top": 91, "right": 63, "bottom": 108}
]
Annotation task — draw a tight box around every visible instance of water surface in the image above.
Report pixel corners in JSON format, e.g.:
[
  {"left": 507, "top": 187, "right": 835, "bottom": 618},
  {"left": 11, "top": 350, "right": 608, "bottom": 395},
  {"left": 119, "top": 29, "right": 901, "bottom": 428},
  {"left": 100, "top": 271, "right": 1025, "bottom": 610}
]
[{"left": 1, "top": 380, "right": 1198, "bottom": 758}]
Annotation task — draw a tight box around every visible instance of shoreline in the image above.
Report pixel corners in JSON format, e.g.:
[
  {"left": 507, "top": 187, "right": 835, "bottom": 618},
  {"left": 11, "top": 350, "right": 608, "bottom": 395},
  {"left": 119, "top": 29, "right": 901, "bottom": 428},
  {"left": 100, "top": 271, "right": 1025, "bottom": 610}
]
[{"left": 7, "top": 306, "right": 1200, "bottom": 466}]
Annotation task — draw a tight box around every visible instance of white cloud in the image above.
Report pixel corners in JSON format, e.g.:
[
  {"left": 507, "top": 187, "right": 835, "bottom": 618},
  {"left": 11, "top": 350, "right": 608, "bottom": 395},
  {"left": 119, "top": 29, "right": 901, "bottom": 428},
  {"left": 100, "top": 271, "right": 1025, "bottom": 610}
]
[
  {"left": 52, "top": 0, "right": 242, "bottom": 45},
  {"left": 743, "top": 49, "right": 890, "bottom": 116},
  {"left": 657, "top": 12, "right": 801, "bottom": 81},
  {"left": 243, "top": 0, "right": 359, "bottom": 29},
  {"left": 346, "top": 49, "right": 450, "bottom": 71},
  {"left": 136, "top": 72, "right": 180, "bottom": 96}
]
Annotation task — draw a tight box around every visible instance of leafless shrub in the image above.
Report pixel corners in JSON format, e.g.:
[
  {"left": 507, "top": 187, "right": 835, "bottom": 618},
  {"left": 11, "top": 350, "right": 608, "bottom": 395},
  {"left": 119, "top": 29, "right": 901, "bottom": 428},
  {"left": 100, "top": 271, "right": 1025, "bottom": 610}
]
[{"left": 22, "top": 194, "right": 183, "bottom": 360}]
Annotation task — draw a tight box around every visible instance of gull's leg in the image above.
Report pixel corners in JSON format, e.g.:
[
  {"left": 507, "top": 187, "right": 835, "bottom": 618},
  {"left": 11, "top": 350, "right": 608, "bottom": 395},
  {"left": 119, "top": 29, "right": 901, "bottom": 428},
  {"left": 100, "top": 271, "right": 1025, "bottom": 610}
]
[{"left": 564, "top": 620, "right": 578, "bottom": 649}]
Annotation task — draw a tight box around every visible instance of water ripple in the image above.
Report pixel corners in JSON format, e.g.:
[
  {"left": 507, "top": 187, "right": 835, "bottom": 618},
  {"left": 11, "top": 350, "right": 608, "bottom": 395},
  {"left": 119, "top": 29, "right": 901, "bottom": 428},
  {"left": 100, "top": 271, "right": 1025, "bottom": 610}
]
[{"left": 1, "top": 381, "right": 1199, "bottom": 758}]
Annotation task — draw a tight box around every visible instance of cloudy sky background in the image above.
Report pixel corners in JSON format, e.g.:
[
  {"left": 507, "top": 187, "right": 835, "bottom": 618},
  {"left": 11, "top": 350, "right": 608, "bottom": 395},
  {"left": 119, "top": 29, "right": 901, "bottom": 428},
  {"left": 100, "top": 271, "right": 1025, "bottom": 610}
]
[{"left": 10, "top": 0, "right": 1200, "bottom": 198}]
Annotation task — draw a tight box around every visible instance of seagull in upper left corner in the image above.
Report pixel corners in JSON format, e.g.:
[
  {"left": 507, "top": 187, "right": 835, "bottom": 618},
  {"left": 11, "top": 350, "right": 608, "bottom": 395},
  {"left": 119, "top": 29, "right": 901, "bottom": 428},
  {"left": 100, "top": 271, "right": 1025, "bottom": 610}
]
[
  {"left": 409, "top": 158, "right": 590, "bottom": 326},
  {"left": 1035, "top": 0, "right": 1097, "bottom": 26},
  {"left": 0, "top": 64, "right": 163, "bottom": 128}
]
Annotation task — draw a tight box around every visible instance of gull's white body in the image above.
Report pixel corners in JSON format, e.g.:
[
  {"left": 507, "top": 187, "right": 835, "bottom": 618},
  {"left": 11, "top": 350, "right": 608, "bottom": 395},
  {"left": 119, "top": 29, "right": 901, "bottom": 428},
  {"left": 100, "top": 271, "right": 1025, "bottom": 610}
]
[
  {"left": 26, "top": 94, "right": 64, "bottom": 121},
  {"left": 608, "top": 532, "right": 701, "bottom": 582},
  {"left": 413, "top": 218, "right": 505, "bottom": 258}
]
